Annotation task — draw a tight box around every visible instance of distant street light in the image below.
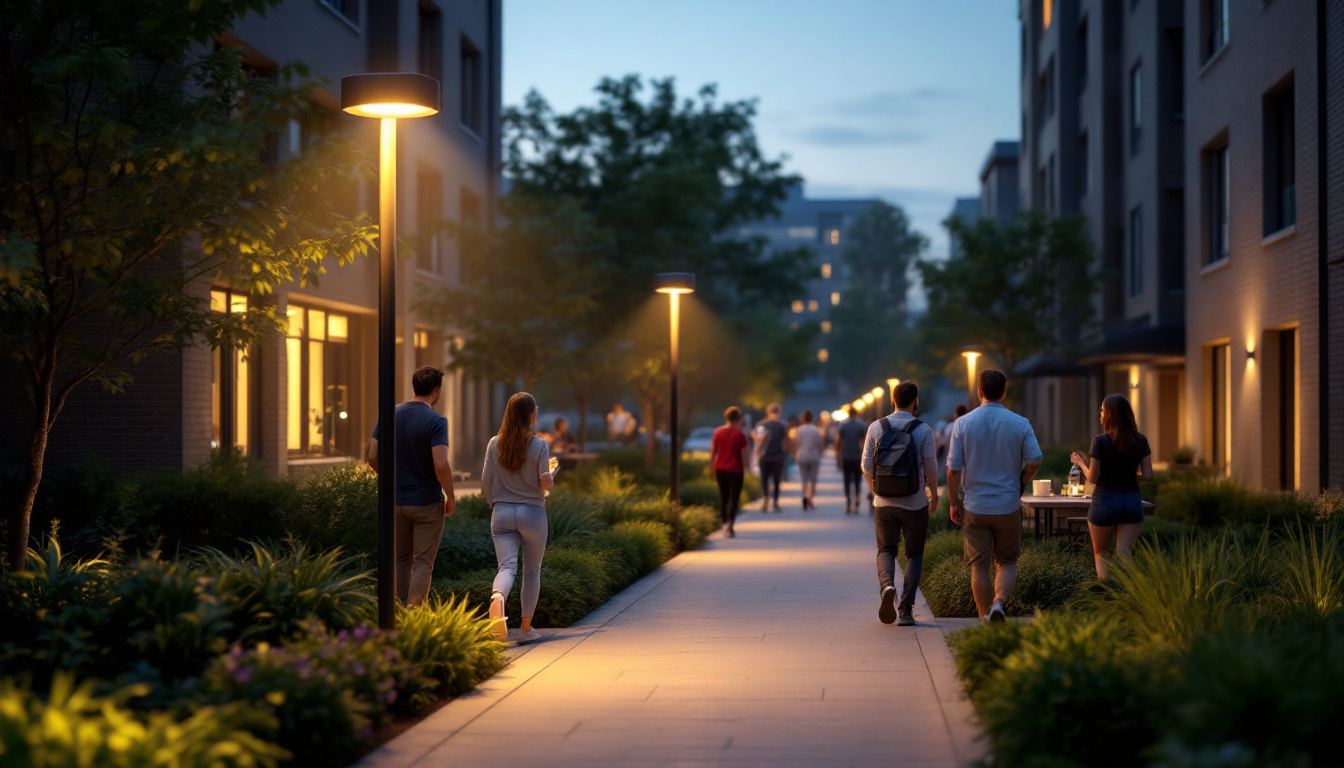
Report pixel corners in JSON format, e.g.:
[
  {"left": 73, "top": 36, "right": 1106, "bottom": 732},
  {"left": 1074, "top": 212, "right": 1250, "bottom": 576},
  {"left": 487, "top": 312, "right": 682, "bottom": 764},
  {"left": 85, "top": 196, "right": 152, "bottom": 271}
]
[
  {"left": 887, "top": 378, "right": 900, "bottom": 405},
  {"left": 961, "top": 346, "right": 983, "bottom": 408},
  {"left": 655, "top": 272, "right": 695, "bottom": 508},
  {"left": 342, "top": 72, "right": 441, "bottom": 630}
]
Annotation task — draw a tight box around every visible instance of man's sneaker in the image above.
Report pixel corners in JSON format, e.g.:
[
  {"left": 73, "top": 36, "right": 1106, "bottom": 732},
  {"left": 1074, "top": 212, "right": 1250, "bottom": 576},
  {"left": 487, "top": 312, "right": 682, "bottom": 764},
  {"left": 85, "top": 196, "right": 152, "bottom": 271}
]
[
  {"left": 878, "top": 586, "right": 898, "bottom": 625},
  {"left": 988, "top": 601, "right": 1007, "bottom": 623},
  {"left": 517, "top": 628, "right": 542, "bottom": 645},
  {"left": 488, "top": 593, "right": 508, "bottom": 641},
  {"left": 897, "top": 607, "right": 916, "bottom": 626}
]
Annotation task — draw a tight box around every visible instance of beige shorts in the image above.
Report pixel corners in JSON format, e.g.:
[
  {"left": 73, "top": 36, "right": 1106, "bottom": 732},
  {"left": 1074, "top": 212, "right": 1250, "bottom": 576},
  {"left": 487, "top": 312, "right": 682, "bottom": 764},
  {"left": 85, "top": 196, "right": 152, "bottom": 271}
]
[{"left": 962, "top": 509, "right": 1023, "bottom": 568}]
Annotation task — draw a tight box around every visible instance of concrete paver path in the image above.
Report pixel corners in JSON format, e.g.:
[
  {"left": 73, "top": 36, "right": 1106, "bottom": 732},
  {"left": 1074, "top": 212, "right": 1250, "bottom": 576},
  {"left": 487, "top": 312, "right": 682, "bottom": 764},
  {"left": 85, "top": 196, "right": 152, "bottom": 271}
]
[{"left": 358, "top": 461, "right": 984, "bottom": 767}]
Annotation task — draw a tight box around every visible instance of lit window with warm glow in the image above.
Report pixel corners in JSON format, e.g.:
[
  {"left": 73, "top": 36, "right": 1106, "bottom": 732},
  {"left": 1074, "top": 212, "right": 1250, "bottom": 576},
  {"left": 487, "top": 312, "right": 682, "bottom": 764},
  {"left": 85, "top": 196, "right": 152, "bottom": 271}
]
[
  {"left": 210, "top": 289, "right": 250, "bottom": 455},
  {"left": 821, "top": 263, "right": 832, "bottom": 279},
  {"left": 808, "top": 300, "right": 819, "bottom": 312},
  {"left": 1043, "top": 0, "right": 1053, "bottom": 30},
  {"left": 791, "top": 300, "right": 804, "bottom": 313},
  {"left": 831, "top": 292, "right": 840, "bottom": 306},
  {"left": 818, "top": 349, "right": 829, "bottom": 362},
  {"left": 828, "top": 229, "right": 840, "bottom": 245},
  {"left": 821, "top": 321, "right": 832, "bottom": 334},
  {"left": 287, "top": 302, "right": 355, "bottom": 459}
]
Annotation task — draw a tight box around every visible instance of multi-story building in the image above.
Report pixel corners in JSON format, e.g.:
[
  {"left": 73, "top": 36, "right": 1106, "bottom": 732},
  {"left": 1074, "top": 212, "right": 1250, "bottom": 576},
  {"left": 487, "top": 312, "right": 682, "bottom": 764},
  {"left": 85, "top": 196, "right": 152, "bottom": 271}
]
[
  {"left": 2, "top": 0, "right": 502, "bottom": 476},
  {"left": 1183, "top": 0, "right": 1343, "bottom": 493},
  {"left": 1017, "top": 0, "right": 1187, "bottom": 459},
  {"left": 947, "top": 196, "right": 981, "bottom": 259},
  {"left": 980, "top": 140, "right": 1021, "bottom": 223},
  {"left": 737, "top": 186, "right": 883, "bottom": 395}
]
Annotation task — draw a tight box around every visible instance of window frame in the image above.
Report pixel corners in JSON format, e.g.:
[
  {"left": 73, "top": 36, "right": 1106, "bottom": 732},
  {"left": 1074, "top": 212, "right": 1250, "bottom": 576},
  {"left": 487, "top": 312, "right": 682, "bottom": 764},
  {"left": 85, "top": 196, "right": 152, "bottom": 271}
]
[{"left": 459, "top": 35, "right": 483, "bottom": 137}]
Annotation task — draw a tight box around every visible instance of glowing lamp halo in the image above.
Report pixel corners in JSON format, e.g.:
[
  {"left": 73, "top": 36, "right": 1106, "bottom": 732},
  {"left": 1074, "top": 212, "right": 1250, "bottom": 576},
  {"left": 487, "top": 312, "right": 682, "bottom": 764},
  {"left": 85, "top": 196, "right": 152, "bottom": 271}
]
[
  {"left": 340, "top": 73, "right": 441, "bottom": 119},
  {"left": 654, "top": 272, "right": 696, "bottom": 295}
]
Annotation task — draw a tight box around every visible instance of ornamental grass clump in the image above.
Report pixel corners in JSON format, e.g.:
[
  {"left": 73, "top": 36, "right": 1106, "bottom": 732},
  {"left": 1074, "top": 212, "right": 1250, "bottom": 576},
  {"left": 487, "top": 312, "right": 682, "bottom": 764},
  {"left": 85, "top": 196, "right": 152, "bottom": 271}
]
[
  {"left": 394, "top": 596, "right": 506, "bottom": 709},
  {"left": 611, "top": 520, "right": 673, "bottom": 576},
  {"left": 1272, "top": 522, "right": 1344, "bottom": 621},
  {"left": 674, "top": 505, "right": 719, "bottom": 550}
]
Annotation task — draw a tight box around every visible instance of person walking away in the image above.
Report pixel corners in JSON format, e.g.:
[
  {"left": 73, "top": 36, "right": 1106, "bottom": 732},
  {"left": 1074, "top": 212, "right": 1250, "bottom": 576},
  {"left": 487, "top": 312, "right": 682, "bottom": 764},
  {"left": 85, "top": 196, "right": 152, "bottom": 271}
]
[
  {"left": 938, "top": 404, "right": 968, "bottom": 485},
  {"left": 754, "top": 403, "right": 788, "bottom": 512},
  {"left": 947, "top": 369, "right": 1042, "bottom": 623},
  {"left": 1070, "top": 394, "right": 1152, "bottom": 579},
  {"left": 794, "top": 410, "right": 823, "bottom": 510},
  {"left": 367, "top": 366, "right": 456, "bottom": 608},
  {"left": 835, "top": 408, "right": 868, "bottom": 514},
  {"left": 483, "top": 392, "right": 558, "bottom": 644},
  {"left": 862, "top": 381, "right": 938, "bottom": 626},
  {"left": 710, "top": 406, "right": 751, "bottom": 537}
]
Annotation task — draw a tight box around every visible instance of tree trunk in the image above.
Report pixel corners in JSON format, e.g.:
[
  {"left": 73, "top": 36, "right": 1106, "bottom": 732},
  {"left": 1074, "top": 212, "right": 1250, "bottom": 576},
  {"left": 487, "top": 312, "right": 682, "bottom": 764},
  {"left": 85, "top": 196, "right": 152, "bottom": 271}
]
[
  {"left": 642, "top": 396, "right": 656, "bottom": 468},
  {"left": 577, "top": 391, "right": 589, "bottom": 452},
  {"left": 9, "top": 417, "right": 49, "bottom": 572}
]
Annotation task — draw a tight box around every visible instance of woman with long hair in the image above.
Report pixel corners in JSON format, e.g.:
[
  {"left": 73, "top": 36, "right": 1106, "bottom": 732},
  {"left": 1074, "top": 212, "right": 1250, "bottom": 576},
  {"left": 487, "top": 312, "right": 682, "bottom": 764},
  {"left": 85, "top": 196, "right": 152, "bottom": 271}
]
[
  {"left": 482, "top": 392, "right": 556, "bottom": 644},
  {"left": 1069, "top": 394, "right": 1153, "bottom": 579}
]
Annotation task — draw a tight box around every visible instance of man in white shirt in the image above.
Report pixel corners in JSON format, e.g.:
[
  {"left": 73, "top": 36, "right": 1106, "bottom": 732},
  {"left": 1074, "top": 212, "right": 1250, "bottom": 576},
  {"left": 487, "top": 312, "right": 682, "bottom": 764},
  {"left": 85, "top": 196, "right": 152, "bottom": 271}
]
[{"left": 861, "top": 381, "right": 939, "bottom": 626}]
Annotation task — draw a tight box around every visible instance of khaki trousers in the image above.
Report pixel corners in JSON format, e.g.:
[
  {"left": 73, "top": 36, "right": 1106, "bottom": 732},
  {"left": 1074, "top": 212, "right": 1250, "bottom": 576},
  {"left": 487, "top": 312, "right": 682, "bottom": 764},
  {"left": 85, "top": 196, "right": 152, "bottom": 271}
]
[{"left": 396, "top": 502, "right": 446, "bottom": 607}]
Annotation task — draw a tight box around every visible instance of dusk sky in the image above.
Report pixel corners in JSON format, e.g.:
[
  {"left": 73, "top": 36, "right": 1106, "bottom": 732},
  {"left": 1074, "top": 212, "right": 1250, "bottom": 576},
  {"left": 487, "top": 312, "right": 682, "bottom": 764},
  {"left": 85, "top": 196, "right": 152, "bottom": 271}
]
[{"left": 503, "top": 0, "right": 1022, "bottom": 273}]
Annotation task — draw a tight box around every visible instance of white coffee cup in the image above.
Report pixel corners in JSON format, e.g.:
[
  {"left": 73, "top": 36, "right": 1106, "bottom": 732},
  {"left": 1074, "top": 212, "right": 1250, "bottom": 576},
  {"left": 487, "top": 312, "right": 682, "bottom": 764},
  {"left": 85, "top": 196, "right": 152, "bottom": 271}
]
[{"left": 1032, "top": 479, "right": 1052, "bottom": 497}]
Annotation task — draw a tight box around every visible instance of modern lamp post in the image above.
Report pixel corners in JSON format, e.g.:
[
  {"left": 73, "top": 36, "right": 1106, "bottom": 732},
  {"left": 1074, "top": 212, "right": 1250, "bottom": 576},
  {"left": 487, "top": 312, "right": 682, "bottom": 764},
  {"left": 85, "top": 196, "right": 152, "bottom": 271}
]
[
  {"left": 961, "top": 346, "right": 983, "bottom": 409},
  {"left": 341, "top": 72, "right": 441, "bottom": 630},
  {"left": 654, "top": 272, "right": 695, "bottom": 508}
]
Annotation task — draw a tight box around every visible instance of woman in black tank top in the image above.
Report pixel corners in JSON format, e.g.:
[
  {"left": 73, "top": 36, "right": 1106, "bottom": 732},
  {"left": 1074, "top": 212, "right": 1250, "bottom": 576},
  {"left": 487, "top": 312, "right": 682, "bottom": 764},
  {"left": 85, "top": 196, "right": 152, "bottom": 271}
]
[{"left": 1069, "top": 394, "right": 1153, "bottom": 579}]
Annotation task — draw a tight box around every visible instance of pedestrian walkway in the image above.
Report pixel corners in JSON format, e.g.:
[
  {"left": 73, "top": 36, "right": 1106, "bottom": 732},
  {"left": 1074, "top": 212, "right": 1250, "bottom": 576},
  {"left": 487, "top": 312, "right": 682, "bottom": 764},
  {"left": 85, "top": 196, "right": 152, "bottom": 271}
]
[{"left": 358, "top": 461, "right": 984, "bottom": 767}]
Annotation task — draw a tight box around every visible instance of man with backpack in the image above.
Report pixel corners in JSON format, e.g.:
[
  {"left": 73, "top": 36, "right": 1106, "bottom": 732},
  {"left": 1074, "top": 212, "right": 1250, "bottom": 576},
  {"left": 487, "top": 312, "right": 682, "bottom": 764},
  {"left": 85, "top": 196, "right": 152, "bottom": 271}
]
[{"left": 861, "top": 381, "right": 939, "bottom": 626}]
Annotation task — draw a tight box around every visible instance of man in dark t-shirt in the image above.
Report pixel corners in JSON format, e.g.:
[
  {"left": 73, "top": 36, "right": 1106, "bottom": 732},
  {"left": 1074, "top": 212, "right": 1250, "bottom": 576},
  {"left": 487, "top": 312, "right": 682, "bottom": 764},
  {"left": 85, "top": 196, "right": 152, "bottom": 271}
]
[
  {"left": 369, "top": 366, "right": 455, "bottom": 607},
  {"left": 754, "top": 403, "right": 788, "bottom": 512},
  {"left": 836, "top": 409, "right": 869, "bottom": 514}
]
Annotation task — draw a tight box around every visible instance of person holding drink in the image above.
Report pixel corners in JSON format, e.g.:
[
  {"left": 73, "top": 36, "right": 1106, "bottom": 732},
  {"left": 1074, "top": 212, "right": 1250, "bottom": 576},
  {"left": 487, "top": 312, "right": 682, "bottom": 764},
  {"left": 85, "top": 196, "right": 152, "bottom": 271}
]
[{"left": 1069, "top": 394, "right": 1153, "bottom": 579}]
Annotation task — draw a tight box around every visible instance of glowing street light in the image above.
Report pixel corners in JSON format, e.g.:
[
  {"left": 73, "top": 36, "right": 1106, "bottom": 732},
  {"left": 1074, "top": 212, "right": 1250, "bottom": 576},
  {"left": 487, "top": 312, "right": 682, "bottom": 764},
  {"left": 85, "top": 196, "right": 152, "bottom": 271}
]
[
  {"left": 887, "top": 378, "right": 900, "bottom": 402},
  {"left": 961, "top": 345, "right": 983, "bottom": 408},
  {"left": 655, "top": 272, "right": 695, "bottom": 508},
  {"left": 342, "top": 72, "right": 440, "bottom": 630}
]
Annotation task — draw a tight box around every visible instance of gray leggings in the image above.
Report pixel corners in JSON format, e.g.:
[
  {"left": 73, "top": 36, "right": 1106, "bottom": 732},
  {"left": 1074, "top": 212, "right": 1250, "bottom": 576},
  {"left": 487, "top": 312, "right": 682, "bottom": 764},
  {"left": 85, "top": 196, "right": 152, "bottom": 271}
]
[
  {"left": 797, "top": 459, "right": 820, "bottom": 497},
  {"left": 491, "top": 502, "right": 548, "bottom": 619}
]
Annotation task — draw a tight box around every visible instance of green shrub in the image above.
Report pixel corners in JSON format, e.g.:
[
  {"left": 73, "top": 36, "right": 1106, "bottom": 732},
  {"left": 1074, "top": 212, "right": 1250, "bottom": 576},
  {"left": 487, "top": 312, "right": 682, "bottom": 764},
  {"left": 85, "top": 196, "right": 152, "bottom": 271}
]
[
  {"left": 284, "top": 463, "right": 378, "bottom": 555},
  {"left": 948, "top": 621, "right": 1028, "bottom": 702},
  {"left": 435, "top": 516, "right": 497, "bottom": 574},
  {"left": 545, "top": 494, "right": 603, "bottom": 543},
  {"left": 611, "top": 520, "right": 674, "bottom": 576},
  {"left": 919, "top": 530, "right": 963, "bottom": 572},
  {"left": 202, "top": 634, "right": 377, "bottom": 767},
  {"left": 394, "top": 596, "right": 506, "bottom": 709},
  {"left": 1137, "top": 515, "right": 1200, "bottom": 550},
  {"left": 453, "top": 493, "right": 491, "bottom": 520},
  {"left": 205, "top": 541, "right": 375, "bottom": 644},
  {"left": 434, "top": 547, "right": 621, "bottom": 629},
  {"left": 1157, "top": 476, "right": 1312, "bottom": 528},
  {"left": 0, "top": 536, "right": 112, "bottom": 683},
  {"left": 586, "top": 467, "right": 645, "bottom": 524},
  {"left": 976, "top": 613, "right": 1164, "bottom": 768},
  {"left": 0, "top": 673, "right": 287, "bottom": 768},
  {"left": 1149, "top": 625, "right": 1344, "bottom": 768},
  {"left": 622, "top": 498, "right": 675, "bottom": 526},
  {"left": 678, "top": 479, "right": 721, "bottom": 510},
  {"left": 676, "top": 505, "right": 719, "bottom": 550},
  {"left": 921, "top": 542, "right": 1093, "bottom": 618},
  {"left": 572, "top": 527, "right": 644, "bottom": 587},
  {"left": 1313, "top": 488, "right": 1344, "bottom": 524}
]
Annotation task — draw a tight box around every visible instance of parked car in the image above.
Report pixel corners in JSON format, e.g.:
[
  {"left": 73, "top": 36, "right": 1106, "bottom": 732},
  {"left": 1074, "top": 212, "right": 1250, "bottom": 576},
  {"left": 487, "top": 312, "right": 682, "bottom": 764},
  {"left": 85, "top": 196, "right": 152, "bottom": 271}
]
[{"left": 680, "top": 426, "right": 716, "bottom": 459}]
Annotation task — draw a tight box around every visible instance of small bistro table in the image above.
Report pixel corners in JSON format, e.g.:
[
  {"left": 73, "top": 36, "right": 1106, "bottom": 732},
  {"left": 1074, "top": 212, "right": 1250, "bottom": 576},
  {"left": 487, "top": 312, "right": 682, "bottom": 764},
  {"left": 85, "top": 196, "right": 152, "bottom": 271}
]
[{"left": 1018, "top": 495, "right": 1156, "bottom": 542}]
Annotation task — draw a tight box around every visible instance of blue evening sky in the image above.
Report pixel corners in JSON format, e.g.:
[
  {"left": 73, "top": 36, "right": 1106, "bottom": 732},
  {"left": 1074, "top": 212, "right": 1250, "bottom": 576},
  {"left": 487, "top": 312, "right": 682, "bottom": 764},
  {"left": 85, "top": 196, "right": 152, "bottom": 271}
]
[{"left": 503, "top": 0, "right": 1021, "bottom": 271}]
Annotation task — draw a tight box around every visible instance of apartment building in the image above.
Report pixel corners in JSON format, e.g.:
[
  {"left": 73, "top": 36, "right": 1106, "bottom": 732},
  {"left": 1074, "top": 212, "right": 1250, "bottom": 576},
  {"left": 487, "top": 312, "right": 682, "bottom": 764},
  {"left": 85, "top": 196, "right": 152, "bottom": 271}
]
[
  {"left": 737, "top": 186, "right": 883, "bottom": 395},
  {"left": 2, "top": 0, "right": 502, "bottom": 476},
  {"left": 1017, "top": 0, "right": 1187, "bottom": 458},
  {"left": 947, "top": 196, "right": 981, "bottom": 259},
  {"left": 1184, "top": 0, "right": 1343, "bottom": 493},
  {"left": 980, "top": 140, "right": 1021, "bottom": 223}
]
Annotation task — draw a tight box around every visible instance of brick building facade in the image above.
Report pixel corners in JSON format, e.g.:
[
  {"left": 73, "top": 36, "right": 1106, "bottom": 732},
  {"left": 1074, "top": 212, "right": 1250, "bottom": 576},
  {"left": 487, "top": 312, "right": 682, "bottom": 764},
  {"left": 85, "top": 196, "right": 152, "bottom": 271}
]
[{"left": 1, "top": 0, "right": 502, "bottom": 477}]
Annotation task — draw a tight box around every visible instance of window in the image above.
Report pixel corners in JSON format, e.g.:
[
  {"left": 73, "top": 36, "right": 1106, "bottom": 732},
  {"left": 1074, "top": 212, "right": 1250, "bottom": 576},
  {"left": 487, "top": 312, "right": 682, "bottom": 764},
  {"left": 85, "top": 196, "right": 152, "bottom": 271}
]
[
  {"left": 416, "top": 168, "right": 442, "bottom": 274},
  {"left": 1263, "top": 83, "right": 1296, "bottom": 234},
  {"left": 807, "top": 300, "right": 819, "bottom": 312},
  {"left": 817, "top": 349, "right": 829, "bottom": 363},
  {"left": 791, "top": 301, "right": 804, "bottom": 313},
  {"left": 418, "top": 2, "right": 442, "bottom": 81},
  {"left": 1207, "top": 144, "right": 1230, "bottom": 264},
  {"left": 821, "top": 321, "right": 832, "bottom": 334},
  {"left": 1130, "top": 63, "right": 1142, "bottom": 153},
  {"left": 460, "top": 36, "right": 482, "bottom": 134},
  {"left": 1077, "top": 20, "right": 1088, "bottom": 92},
  {"left": 320, "top": 0, "right": 359, "bottom": 26},
  {"left": 413, "top": 328, "right": 437, "bottom": 369},
  {"left": 1276, "top": 329, "right": 1298, "bottom": 490},
  {"left": 286, "top": 304, "right": 356, "bottom": 457},
  {"left": 210, "top": 290, "right": 252, "bottom": 455},
  {"left": 830, "top": 292, "right": 840, "bottom": 306},
  {"left": 1079, "top": 132, "right": 1090, "bottom": 200},
  {"left": 1203, "top": 0, "right": 1228, "bottom": 61},
  {"left": 827, "top": 229, "right": 840, "bottom": 246},
  {"left": 1043, "top": 0, "right": 1053, "bottom": 30},
  {"left": 1209, "top": 343, "right": 1231, "bottom": 469},
  {"left": 820, "top": 263, "right": 832, "bottom": 279},
  {"left": 1128, "top": 206, "right": 1143, "bottom": 297}
]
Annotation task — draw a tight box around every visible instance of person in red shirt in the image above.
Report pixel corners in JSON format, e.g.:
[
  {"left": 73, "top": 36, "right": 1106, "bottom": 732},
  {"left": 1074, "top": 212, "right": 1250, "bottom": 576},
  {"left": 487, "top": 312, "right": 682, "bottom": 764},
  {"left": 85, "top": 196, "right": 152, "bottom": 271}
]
[{"left": 709, "top": 406, "right": 751, "bottom": 538}]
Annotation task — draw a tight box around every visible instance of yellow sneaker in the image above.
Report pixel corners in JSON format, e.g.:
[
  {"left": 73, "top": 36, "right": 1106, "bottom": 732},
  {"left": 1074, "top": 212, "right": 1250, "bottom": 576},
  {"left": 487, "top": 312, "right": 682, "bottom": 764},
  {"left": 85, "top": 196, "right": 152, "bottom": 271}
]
[{"left": 488, "top": 593, "right": 508, "bottom": 641}]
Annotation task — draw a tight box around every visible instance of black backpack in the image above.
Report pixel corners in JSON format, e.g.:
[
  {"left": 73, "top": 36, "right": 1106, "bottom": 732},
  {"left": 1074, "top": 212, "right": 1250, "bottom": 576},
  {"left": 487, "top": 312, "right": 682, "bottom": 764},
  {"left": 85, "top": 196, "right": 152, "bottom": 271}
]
[{"left": 872, "top": 418, "right": 924, "bottom": 498}]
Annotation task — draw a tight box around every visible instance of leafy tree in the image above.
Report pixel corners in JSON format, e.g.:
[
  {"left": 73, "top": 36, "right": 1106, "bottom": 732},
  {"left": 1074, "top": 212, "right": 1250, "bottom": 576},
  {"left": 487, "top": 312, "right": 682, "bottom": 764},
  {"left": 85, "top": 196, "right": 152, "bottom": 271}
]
[
  {"left": 828, "top": 202, "right": 927, "bottom": 388},
  {"left": 915, "top": 210, "right": 1098, "bottom": 379},
  {"left": 0, "top": 0, "right": 375, "bottom": 568}
]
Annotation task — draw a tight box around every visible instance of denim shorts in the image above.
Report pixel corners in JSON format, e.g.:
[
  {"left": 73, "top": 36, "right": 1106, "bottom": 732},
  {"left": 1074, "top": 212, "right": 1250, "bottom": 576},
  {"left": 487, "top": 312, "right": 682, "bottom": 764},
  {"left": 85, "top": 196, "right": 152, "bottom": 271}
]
[{"left": 1088, "top": 491, "right": 1144, "bottom": 526}]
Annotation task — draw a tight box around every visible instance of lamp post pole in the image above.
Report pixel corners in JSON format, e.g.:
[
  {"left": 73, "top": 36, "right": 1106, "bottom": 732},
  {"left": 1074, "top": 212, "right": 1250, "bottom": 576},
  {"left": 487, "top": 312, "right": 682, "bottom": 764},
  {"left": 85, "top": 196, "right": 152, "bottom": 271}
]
[
  {"left": 654, "top": 273, "right": 695, "bottom": 508},
  {"left": 376, "top": 117, "right": 398, "bottom": 630},
  {"left": 341, "top": 72, "right": 440, "bottom": 630}
]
